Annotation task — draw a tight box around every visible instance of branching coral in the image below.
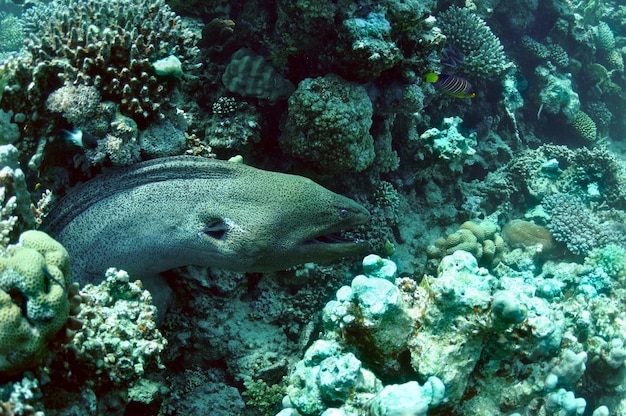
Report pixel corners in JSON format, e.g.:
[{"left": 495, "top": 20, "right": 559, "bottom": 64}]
[
  {"left": 542, "top": 193, "right": 626, "bottom": 256},
  {"left": 437, "top": 6, "right": 508, "bottom": 78},
  {"left": 3, "top": 0, "right": 199, "bottom": 128}
]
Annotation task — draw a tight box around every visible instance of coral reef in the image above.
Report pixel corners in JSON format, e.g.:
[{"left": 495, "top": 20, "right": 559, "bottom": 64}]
[
  {"left": 139, "top": 118, "right": 187, "bottom": 158},
  {"left": 0, "top": 0, "right": 626, "bottom": 413},
  {"left": 536, "top": 65, "right": 580, "bottom": 123},
  {"left": 571, "top": 110, "right": 598, "bottom": 144},
  {"left": 437, "top": 6, "right": 509, "bottom": 78},
  {"left": 0, "top": 145, "right": 34, "bottom": 231},
  {"left": 335, "top": 11, "right": 401, "bottom": 81},
  {"left": 0, "top": 12, "right": 23, "bottom": 54},
  {"left": 15, "top": 0, "right": 199, "bottom": 125},
  {"left": 45, "top": 84, "right": 101, "bottom": 126},
  {"left": 68, "top": 268, "right": 167, "bottom": 386},
  {"left": 279, "top": 74, "right": 375, "bottom": 174},
  {"left": 501, "top": 219, "right": 562, "bottom": 258},
  {"left": 222, "top": 48, "right": 294, "bottom": 102},
  {"left": 204, "top": 96, "right": 261, "bottom": 154},
  {"left": 0, "top": 230, "right": 71, "bottom": 376},
  {"left": 542, "top": 193, "right": 626, "bottom": 256},
  {"left": 416, "top": 116, "right": 477, "bottom": 173},
  {"left": 426, "top": 219, "right": 504, "bottom": 269}
]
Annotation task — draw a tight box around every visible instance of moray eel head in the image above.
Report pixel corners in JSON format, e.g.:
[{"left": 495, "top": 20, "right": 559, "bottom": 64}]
[{"left": 193, "top": 171, "right": 370, "bottom": 272}]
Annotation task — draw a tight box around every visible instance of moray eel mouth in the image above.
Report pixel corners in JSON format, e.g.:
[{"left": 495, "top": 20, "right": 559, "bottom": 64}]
[
  {"left": 305, "top": 231, "right": 367, "bottom": 247},
  {"left": 300, "top": 219, "right": 370, "bottom": 261}
]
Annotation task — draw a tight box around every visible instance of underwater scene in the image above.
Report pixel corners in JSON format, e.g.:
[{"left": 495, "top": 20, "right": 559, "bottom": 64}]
[{"left": 0, "top": 0, "right": 625, "bottom": 414}]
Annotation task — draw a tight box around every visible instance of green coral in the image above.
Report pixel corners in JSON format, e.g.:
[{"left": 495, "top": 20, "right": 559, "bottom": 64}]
[
  {"left": 279, "top": 73, "right": 375, "bottom": 174},
  {"left": 0, "top": 230, "right": 71, "bottom": 376},
  {"left": 0, "top": 13, "right": 23, "bottom": 53},
  {"left": 596, "top": 22, "right": 616, "bottom": 52},
  {"left": 437, "top": 6, "right": 508, "bottom": 78},
  {"left": 596, "top": 22, "right": 624, "bottom": 71},
  {"left": 571, "top": 110, "right": 597, "bottom": 143},
  {"left": 585, "top": 244, "right": 626, "bottom": 280},
  {"left": 242, "top": 376, "right": 285, "bottom": 416}
]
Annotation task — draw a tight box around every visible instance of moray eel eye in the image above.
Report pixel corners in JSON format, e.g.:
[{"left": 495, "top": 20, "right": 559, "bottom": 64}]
[{"left": 339, "top": 208, "right": 349, "bottom": 218}]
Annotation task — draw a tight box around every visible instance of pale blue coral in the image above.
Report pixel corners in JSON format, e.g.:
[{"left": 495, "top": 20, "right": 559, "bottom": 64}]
[{"left": 417, "top": 116, "right": 477, "bottom": 172}]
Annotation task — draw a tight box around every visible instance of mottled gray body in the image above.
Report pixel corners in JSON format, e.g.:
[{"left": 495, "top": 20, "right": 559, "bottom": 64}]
[{"left": 42, "top": 156, "right": 370, "bottom": 286}]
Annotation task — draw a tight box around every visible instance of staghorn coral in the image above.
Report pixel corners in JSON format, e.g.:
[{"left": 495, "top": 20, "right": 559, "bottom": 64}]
[
  {"left": 4, "top": 0, "right": 198, "bottom": 129},
  {"left": 437, "top": 6, "right": 508, "bottom": 78}
]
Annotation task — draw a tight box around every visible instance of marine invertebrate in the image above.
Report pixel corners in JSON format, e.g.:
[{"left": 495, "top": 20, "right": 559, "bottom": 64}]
[
  {"left": 535, "top": 66, "right": 580, "bottom": 123},
  {"left": 222, "top": 48, "right": 294, "bottom": 102},
  {"left": 0, "top": 110, "right": 19, "bottom": 145},
  {"left": 68, "top": 268, "right": 166, "bottom": 385},
  {"left": 585, "top": 244, "right": 626, "bottom": 280},
  {"left": 5, "top": 0, "right": 198, "bottom": 127},
  {"left": 83, "top": 109, "right": 141, "bottom": 166},
  {"left": 205, "top": 97, "right": 261, "bottom": 153},
  {"left": 436, "top": 6, "right": 508, "bottom": 78},
  {"left": 139, "top": 118, "right": 187, "bottom": 158},
  {"left": 542, "top": 193, "right": 625, "bottom": 256},
  {"left": 0, "top": 12, "right": 23, "bottom": 53},
  {"left": 279, "top": 74, "right": 375, "bottom": 174},
  {"left": 571, "top": 110, "right": 597, "bottom": 144},
  {"left": 282, "top": 339, "right": 383, "bottom": 414},
  {"left": 426, "top": 219, "right": 504, "bottom": 268},
  {"left": 417, "top": 116, "right": 477, "bottom": 173},
  {"left": 596, "top": 21, "right": 624, "bottom": 71},
  {"left": 323, "top": 255, "right": 412, "bottom": 377},
  {"left": 501, "top": 219, "right": 561, "bottom": 258},
  {"left": 335, "top": 11, "right": 402, "bottom": 81},
  {"left": 0, "top": 230, "right": 71, "bottom": 376},
  {"left": 45, "top": 83, "right": 101, "bottom": 126}
]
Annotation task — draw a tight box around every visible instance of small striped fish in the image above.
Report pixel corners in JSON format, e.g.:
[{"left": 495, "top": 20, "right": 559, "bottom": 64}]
[{"left": 426, "top": 72, "right": 476, "bottom": 98}]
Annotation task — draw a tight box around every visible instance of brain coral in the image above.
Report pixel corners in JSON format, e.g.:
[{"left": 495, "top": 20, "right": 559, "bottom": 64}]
[
  {"left": 0, "top": 230, "right": 71, "bottom": 376},
  {"left": 3, "top": 0, "right": 198, "bottom": 127},
  {"left": 437, "top": 6, "right": 508, "bottom": 78},
  {"left": 426, "top": 220, "right": 504, "bottom": 269},
  {"left": 279, "top": 73, "right": 375, "bottom": 174}
]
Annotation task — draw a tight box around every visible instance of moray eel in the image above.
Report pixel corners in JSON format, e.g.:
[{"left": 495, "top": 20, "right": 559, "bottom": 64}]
[{"left": 41, "top": 156, "right": 370, "bottom": 286}]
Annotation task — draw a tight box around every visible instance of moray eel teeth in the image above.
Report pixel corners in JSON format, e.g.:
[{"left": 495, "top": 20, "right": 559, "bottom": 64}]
[{"left": 41, "top": 156, "right": 371, "bottom": 286}]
